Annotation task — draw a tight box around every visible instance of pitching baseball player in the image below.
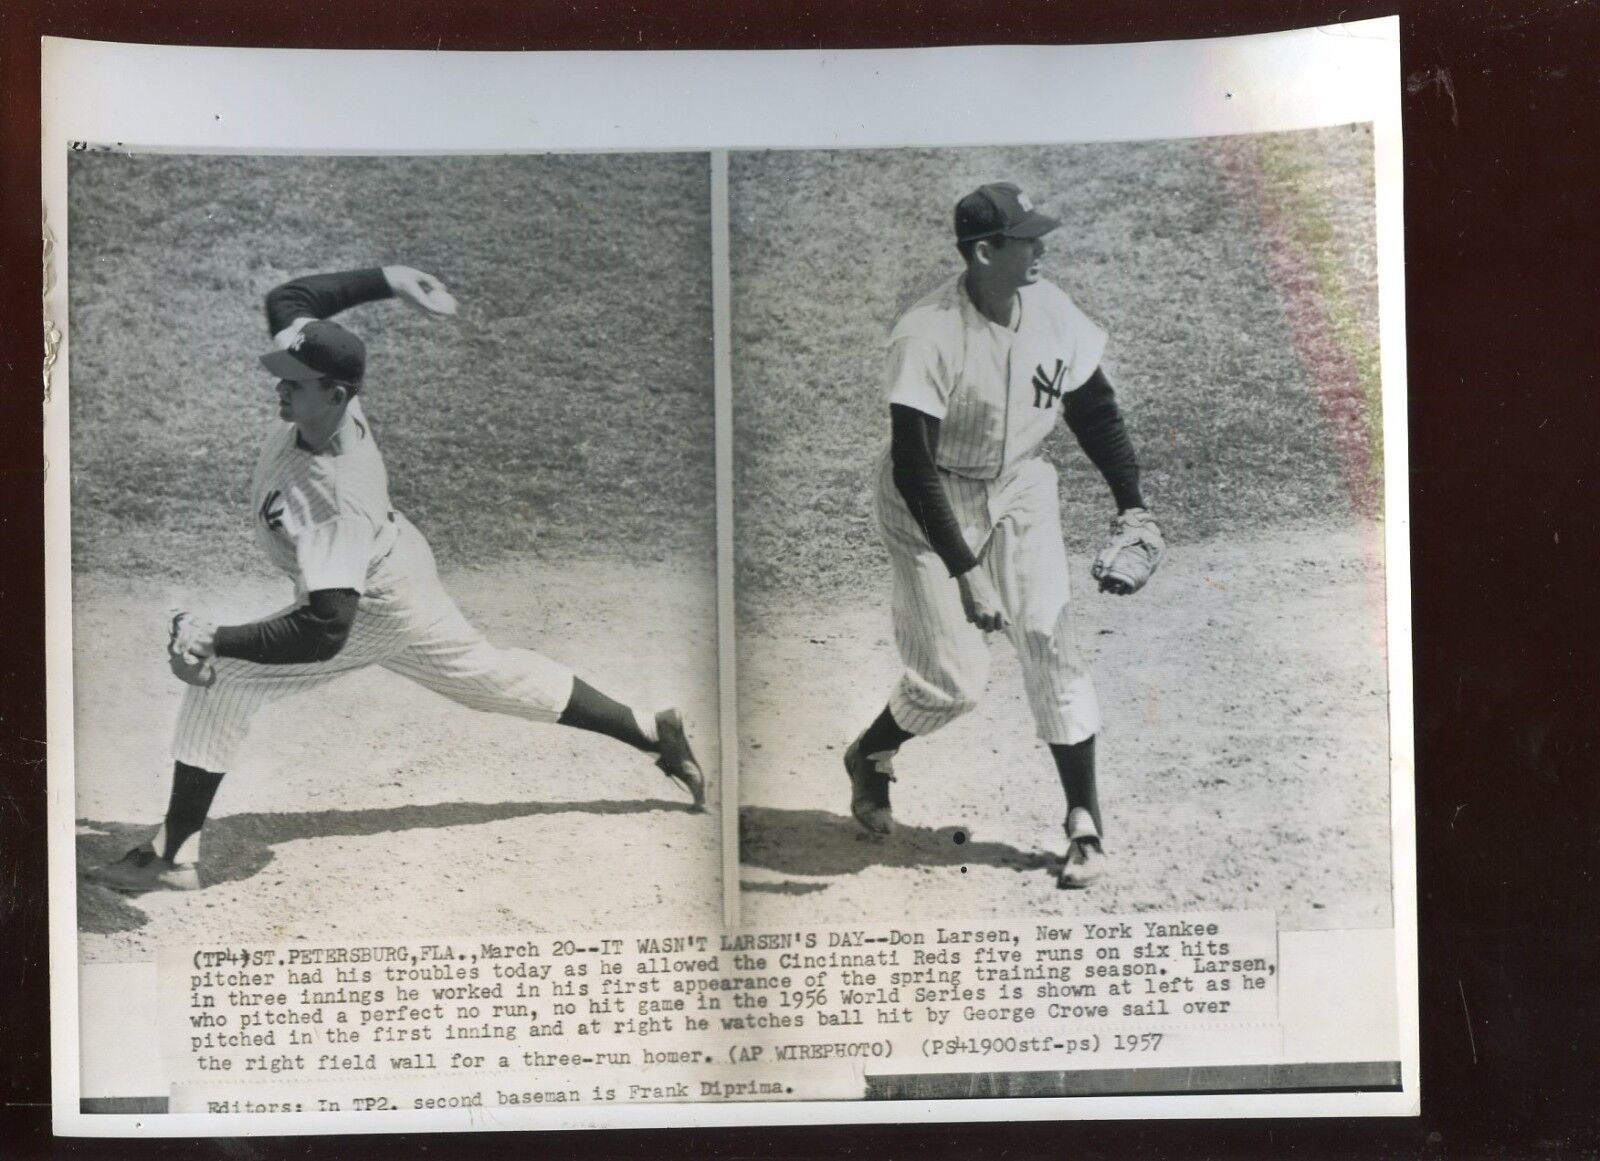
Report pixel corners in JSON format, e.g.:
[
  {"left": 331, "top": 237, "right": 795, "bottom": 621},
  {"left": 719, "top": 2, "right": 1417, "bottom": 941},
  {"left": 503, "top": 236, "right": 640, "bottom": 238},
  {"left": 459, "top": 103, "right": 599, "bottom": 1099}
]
[
  {"left": 90, "top": 265, "right": 706, "bottom": 894},
  {"left": 844, "top": 183, "right": 1163, "bottom": 888}
]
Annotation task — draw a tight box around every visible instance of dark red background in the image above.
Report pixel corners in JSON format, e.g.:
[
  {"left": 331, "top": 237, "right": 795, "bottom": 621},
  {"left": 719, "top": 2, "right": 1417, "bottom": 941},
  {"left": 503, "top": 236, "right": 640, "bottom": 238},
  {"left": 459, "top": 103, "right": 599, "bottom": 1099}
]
[{"left": 4, "top": 2, "right": 1597, "bottom": 1157}]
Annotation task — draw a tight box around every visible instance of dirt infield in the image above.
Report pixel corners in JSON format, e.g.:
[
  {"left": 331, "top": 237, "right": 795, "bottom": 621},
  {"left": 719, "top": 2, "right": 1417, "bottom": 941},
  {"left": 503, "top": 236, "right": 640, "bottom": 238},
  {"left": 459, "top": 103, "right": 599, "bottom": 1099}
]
[
  {"left": 74, "top": 559, "right": 720, "bottom": 964},
  {"left": 738, "top": 519, "right": 1391, "bottom": 932}
]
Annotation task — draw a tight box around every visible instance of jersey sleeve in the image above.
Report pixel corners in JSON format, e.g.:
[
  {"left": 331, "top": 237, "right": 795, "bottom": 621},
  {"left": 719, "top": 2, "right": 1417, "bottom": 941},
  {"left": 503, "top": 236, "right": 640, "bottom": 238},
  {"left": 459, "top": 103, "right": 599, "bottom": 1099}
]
[
  {"left": 1057, "top": 289, "right": 1110, "bottom": 390},
  {"left": 294, "top": 515, "right": 377, "bottom": 594},
  {"left": 884, "top": 336, "right": 955, "bottom": 418}
]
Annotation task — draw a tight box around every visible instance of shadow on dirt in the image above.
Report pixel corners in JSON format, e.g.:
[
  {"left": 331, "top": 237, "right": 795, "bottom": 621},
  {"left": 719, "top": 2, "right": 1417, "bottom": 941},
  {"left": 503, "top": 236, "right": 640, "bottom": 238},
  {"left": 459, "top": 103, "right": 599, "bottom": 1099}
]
[
  {"left": 738, "top": 806, "right": 1054, "bottom": 883},
  {"left": 740, "top": 880, "right": 830, "bottom": 896},
  {"left": 76, "top": 797, "right": 686, "bottom": 934}
]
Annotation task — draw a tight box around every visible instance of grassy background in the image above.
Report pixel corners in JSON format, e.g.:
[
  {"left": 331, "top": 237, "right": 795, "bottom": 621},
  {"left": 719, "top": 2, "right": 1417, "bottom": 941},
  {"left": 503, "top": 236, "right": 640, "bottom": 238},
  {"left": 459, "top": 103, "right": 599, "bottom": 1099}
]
[
  {"left": 67, "top": 133, "right": 1379, "bottom": 600},
  {"left": 729, "top": 126, "right": 1380, "bottom": 608},
  {"left": 67, "top": 152, "right": 714, "bottom": 579}
]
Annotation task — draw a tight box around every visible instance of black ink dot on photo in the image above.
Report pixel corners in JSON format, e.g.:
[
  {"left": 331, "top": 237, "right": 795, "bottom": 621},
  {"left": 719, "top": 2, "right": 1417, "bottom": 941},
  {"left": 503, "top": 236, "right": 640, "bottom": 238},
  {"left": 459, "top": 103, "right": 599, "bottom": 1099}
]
[
  {"left": 952, "top": 830, "right": 967, "bottom": 845},
  {"left": 960, "top": 866, "right": 967, "bottom": 874}
]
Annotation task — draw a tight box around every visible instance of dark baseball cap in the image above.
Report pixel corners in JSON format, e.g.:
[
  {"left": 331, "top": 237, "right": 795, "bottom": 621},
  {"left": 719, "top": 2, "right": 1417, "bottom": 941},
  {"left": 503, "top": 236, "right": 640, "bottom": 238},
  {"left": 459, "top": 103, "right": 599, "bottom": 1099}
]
[
  {"left": 259, "top": 320, "right": 366, "bottom": 385},
  {"left": 954, "top": 182, "right": 1061, "bottom": 243}
]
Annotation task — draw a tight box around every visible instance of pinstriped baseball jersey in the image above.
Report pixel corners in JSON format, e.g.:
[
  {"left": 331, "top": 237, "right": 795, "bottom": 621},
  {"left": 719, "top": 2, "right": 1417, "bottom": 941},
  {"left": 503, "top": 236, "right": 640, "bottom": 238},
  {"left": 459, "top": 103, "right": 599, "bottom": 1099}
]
[
  {"left": 250, "top": 398, "right": 401, "bottom": 595},
  {"left": 886, "top": 275, "right": 1107, "bottom": 480},
  {"left": 172, "top": 393, "right": 574, "bottom": 780},
  {"left": 872, "top": 273, "right": 1104, "bottom": 746},
  {"left": 873, "top": 452, "right": 1101, "bottom": 746},
  {"left": 171, "top": 512, "right": 574, "bottom": 777}
]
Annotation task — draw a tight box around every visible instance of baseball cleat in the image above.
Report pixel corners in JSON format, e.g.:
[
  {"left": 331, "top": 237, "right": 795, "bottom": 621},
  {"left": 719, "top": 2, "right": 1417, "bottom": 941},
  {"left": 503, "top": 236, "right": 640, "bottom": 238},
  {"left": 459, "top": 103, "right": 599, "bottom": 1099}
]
[
  {"left": 844, "top": 738, "right": 897, "bottom": 836},
  {"left": 87, "top": 844, "right": 201, "bottom": 894},
  {"left": 1057, "top": 838, "right": 1106, "bottom": 889},
  {"left": 654, "top": 709, "right": 707, "bottom": 812},
  {"left": 1058, "top": 808, "right": 1105, "bottom": 889}
]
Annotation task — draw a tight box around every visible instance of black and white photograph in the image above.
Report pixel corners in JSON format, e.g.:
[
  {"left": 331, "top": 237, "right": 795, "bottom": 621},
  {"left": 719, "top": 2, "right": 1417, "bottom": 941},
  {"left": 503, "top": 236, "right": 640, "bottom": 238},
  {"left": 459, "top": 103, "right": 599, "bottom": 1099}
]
[
  {"left": 18, "top": 0, "right": 1600, "bottom": 1151},
  {"left": 42, "top": 25, "right": 1417, "bottom": 1135},
  {"left": 66, "top": 151, "right": 722, "bottom": 958},
  {"left": 733, "top": 130, "right": 1394, "bottom": 930}
]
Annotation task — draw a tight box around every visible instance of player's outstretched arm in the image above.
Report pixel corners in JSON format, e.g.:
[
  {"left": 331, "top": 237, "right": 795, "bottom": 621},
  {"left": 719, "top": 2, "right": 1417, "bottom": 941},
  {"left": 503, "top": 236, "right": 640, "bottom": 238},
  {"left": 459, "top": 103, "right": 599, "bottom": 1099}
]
[
  {"left": 264, "top": 266, "right": 457, "bottom": 340},
  {"left": 265, "top": 268, "right": 395, "bottom": 336}
]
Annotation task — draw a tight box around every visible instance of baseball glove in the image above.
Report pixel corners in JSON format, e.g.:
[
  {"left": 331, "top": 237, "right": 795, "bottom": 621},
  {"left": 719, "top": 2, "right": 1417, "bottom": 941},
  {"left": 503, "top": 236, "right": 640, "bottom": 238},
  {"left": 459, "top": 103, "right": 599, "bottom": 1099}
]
[
  {"left": 1091, "top": 508, "right": 1165, "bottom": 595},
  {"left": 167, "top": 612, "right": 217, "bottom": 688}
]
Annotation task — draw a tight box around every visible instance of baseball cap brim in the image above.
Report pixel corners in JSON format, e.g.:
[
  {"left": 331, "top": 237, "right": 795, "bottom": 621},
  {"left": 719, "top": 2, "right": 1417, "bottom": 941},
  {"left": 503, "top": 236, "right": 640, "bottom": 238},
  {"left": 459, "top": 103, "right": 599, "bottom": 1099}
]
[
  {"left": 260, "top": 348, "right": 329, "bottom": 381},
  {"left": 1003, "top": 211, "right": 1061, "bottom": 239}
]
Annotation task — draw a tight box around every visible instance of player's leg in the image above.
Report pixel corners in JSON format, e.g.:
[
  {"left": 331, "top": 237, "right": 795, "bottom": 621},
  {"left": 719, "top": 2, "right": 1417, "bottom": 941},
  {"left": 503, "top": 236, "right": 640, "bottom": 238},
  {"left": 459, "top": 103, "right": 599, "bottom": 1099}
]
[
  {"left": 849, "top": 466, "right": 991, "bottom": 834},
  {"left": 387, "top": 635, "right": 706, "bottom": 810},
  {"left": 556, "top": 677, "right": 706, "bottom": 809},
  {"left": 876, "top": 462, "right": 992, "bottom": 738},
  {"left": 88, "top": 655, "right": 356, "bottom": 892},
  {"left": 1049, "top": 738, "right": 1105, "bottom": 889},
  {"left": 843, "top": 705, "right": 913, "bottom": 837},
  {"left": 376, "top": 544, "right": 705, "bottom": 809},
  {"left": 882, "top": 549, "right": 992, "bottom": 735},
  {"left": 989, "top": 462, "right": 1106, "bottom": 887}
]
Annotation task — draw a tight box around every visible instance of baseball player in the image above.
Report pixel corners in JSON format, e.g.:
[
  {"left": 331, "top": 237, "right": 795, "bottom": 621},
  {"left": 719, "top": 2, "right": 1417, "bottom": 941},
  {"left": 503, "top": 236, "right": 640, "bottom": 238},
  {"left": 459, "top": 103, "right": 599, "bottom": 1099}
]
[
  {"left": 844, "top": 183, "right": 1163, "bottom": 889},
  {"left": 89, "top": 265, "right": 706, "bottom": 894}
]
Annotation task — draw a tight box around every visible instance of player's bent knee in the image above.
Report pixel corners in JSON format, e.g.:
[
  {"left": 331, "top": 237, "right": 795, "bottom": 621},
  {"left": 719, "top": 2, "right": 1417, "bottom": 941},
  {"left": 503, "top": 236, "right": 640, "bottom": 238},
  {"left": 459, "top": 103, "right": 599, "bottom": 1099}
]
[
  {"left": 939, "top": 689, "right": 983, "bottom": 719},
  {"left": 896, "top": 678, "right": 982, "bottom": 726},
  {"left": 921, "top": 687, "right": 979, "bottom": 722},
  {"left": 1022, "top": 624, "right": 1063, "bottom": 659}
]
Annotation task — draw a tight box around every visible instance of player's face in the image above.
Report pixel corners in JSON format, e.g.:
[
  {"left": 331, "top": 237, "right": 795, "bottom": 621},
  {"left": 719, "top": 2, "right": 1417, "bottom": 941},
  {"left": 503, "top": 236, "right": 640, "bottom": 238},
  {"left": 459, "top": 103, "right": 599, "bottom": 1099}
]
[
  {"left": 986, "top": 234, "right": 1046, "bottom": 289},
  {"left": 276, "top": 378, "right": 344, "bottom": 427}
]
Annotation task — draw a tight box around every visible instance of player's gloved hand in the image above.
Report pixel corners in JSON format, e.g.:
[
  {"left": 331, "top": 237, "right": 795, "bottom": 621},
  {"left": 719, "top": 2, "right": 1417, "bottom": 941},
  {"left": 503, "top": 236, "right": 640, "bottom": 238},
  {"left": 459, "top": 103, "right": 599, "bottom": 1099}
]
[
  {"left": 167, "top": 611, "right": 218, "bottom": 688},
  {"left": 383, "top": 265, "right": 459, "bottom": 317},
  {"left": 957, "top": 566, "right": 1008, "bottom": 633},
  {"left": 1091, "top": 507, "right": 1166, "bottom": 595}
]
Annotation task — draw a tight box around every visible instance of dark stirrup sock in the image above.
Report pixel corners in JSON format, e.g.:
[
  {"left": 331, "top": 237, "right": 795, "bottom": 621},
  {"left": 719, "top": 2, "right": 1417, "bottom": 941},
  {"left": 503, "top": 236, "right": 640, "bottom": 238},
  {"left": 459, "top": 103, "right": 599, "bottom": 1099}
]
[
  {"left": 1049, "top": 736, "right": 1103, "bottom": 838},
  {"left": 858, "top": 705, "right": 915, "bottom": 756},
  {"left": 558, "top": 676, "right": 659, "bottom": 752},
  {"left": 160, "top": 762, "right": 226, "bottom": 862}
]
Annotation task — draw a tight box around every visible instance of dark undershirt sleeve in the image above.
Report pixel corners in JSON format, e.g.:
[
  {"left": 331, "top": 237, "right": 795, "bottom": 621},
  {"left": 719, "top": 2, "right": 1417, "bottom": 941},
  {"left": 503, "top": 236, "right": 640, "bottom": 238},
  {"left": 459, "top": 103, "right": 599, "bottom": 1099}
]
[
  {"left": 212, "top": 589, "right": 361, "bottom": 665},
  {"left": 1063, "top": 367, "right": 1146, "bottom": 513},
  {"left": 265, "top": 268, "right": 395, "bottom": 335},
  {"left": 889, "top": 404, "right": 981, "bottom": 577}
]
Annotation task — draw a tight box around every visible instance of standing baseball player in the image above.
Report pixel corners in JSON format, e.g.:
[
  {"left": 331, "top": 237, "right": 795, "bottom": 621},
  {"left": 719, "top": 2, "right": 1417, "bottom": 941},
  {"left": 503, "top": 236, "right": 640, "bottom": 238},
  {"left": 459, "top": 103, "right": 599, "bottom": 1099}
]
[
  {"left": 844, "top": 183, "right": 1163, "bottom": 888},
  {"left": 90, "top": 265, "right": 706, "bottom": 894}
]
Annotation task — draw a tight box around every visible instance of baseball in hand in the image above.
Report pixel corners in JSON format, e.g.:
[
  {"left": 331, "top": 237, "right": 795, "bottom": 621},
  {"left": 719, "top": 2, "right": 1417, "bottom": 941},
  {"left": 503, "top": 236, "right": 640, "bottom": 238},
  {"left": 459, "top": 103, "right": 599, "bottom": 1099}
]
[
  {"left": 410, "top": 277, "right": 458, "bottom": 317},
  {"left": 386, "top": 265, "right": 459, "bottom": 317}
]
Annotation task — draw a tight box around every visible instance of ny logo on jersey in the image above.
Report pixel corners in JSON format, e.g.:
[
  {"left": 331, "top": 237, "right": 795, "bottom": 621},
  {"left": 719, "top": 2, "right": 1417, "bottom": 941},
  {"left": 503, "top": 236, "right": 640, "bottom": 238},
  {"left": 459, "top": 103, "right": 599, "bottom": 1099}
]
[
  {"left": 1032, "top": 359, "right": 1067, "bottom": 409},
  {"left": 259, "top": 489, "right": 285, "bottom": 532}
]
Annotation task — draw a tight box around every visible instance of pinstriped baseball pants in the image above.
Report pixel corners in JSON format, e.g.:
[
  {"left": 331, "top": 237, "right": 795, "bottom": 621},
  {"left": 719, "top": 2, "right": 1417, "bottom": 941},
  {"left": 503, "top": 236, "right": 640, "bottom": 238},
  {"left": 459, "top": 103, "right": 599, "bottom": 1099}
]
[
  {"left": 171, "top": 515, "right": 575, "bottom": 772},
  {"left": 876, "top": 453, "right": 1100, "bottom": 746}
]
